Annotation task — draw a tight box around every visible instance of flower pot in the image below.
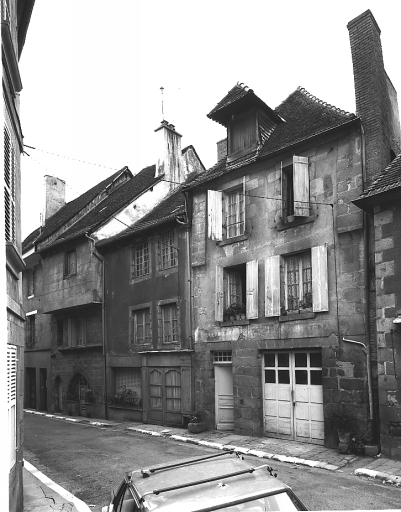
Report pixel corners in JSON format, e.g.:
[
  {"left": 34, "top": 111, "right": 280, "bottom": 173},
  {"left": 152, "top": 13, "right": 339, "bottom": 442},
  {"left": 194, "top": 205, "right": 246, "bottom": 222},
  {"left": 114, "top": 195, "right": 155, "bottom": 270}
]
[
  {"left": 287, "top": 215, "right": 295, "bottom": 223},
  {"left": 337, "top": 431, "right": 351, "bottom": 453},
  {"left": 229, "top": 316, "right": 235, "bottom": 321},
  {"left": 235, "top": 314, "right": 241, "bottom": 321},
  {"left": 188, "top": 422, "right": 207, "bottom": 434}
]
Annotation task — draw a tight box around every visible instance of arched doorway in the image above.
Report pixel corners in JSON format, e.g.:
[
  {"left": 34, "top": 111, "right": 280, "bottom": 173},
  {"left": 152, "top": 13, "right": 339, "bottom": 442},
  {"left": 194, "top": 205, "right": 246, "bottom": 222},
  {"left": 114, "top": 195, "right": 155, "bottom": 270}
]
[
  {"left": 54, "top": 376, "right": 63, "bottom": 413},
  {"left": 69, "top": 373, "right": 89, "bottom": 416}
]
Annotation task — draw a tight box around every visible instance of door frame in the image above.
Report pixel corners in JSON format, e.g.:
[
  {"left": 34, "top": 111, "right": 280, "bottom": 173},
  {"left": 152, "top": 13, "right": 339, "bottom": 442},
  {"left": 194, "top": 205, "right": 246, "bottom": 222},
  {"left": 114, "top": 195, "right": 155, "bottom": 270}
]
[
  {"left": 214, "top": 360, "right": 234, "bottom": 431},
  {"left": 148, "top": 367, "right": 183, "bottom": 427}
]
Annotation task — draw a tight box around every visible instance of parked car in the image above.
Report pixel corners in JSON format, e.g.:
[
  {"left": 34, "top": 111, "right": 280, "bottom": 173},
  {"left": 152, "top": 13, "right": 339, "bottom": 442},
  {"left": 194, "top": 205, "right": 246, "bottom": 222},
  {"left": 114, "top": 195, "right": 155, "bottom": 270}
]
[{"left": 102, "top": 450, "right": 307, "bottom": 511}]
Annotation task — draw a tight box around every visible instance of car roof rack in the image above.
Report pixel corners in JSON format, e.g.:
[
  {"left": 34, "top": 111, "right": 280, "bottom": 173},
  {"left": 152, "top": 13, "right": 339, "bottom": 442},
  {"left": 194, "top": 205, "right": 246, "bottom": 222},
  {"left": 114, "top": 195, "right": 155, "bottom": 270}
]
[
  {"left": 140, "top": 450, "right": 236, "bottom": 478},
  {"left": 140, "top": 463, "right": 273, "bottom": 502}
]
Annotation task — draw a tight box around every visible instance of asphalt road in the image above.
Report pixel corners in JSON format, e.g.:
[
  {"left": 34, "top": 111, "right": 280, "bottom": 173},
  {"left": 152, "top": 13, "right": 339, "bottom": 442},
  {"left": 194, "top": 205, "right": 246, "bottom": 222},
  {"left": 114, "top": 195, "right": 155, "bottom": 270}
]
[{"left": 24, "top": 413, "right": 401, "bottom": 511}]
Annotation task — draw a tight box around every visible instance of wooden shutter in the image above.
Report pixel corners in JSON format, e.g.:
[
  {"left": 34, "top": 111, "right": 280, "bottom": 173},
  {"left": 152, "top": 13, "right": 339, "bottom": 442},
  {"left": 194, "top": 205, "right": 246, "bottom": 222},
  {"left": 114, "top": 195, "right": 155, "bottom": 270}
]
[
  {"left": 207, "top": 190, "right": 223, "bottom": 241},
  {"left": 265, "top": 255, "right": 281, "bottom": 317},
  {"left": 7, "top": 345, "right": 17, "bottom": 468},
  {"left": 246, "top": 260, "right": 258, "bottom": 319},
  {"left": 293, "top": 155, "right": 309, "bottom": 217},
  {"left": 312, "top": 244, "right": 329, "bottom": 312},
  {"left": 215, "top": 266, "right": 224, "bottom": 321}
]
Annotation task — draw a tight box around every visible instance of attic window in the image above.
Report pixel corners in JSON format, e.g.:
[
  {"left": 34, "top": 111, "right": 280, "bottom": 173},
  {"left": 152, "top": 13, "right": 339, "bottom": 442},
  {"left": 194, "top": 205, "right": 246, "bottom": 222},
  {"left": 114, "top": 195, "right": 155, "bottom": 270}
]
[{"left": 228, "top": 110, "right": 257, "bottom": 161}]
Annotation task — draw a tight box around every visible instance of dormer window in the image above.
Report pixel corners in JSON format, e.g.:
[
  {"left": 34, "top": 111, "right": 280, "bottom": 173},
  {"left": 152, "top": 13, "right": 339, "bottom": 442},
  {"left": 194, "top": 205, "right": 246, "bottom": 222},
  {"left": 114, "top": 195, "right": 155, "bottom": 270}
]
[{"left": 228, "top": 110, "right": 257, "bottom": 159}]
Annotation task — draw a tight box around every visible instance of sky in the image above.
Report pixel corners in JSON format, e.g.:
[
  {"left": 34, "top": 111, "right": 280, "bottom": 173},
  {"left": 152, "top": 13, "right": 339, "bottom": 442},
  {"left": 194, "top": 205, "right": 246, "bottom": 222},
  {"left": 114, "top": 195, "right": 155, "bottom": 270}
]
[{"left": 19, "top": 0, "right": 401, "bottom": 240}]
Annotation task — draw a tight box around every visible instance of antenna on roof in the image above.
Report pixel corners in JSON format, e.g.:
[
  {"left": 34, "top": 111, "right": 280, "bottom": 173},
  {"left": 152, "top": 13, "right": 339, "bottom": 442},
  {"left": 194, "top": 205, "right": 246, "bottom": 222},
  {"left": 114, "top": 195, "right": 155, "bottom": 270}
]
[{"left": 160, "top": 86, "right": 164, "bottom": 120}]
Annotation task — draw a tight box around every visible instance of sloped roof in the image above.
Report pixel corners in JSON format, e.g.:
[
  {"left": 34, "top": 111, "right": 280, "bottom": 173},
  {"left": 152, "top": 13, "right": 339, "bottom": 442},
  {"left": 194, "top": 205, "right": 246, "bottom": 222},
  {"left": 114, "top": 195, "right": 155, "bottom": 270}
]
[
  {"left": 97, "top": 189, "right": 185, "bottom": 249},
  {"left": 187, "top": 87, "right": 357, "bottom": 190},
  {"left": 354, "top": 153, "right": 401, "bottom": 210},
  {"left": 22, "top": 226, "right": 41, "bottom": 253}
]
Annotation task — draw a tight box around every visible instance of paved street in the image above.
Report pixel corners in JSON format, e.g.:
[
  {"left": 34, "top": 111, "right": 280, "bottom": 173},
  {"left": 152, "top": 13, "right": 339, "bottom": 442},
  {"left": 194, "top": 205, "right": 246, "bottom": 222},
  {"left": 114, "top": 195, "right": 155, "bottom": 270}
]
[{"left": 24, "top": 413, "right": 401, "bottom": 511}]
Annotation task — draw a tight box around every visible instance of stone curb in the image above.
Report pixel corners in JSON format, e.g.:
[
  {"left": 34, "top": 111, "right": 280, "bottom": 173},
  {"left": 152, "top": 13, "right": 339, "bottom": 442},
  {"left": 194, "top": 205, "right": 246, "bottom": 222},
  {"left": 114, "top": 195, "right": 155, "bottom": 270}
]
[
  {"left": 25, "top": 409, "right": 117, "bottom": 428},
  {"left": 126, "top": 427, "right": 341, "bottom": 472},
  {"left": 354, "top": 468, "right": 401, "bottom": 486}
]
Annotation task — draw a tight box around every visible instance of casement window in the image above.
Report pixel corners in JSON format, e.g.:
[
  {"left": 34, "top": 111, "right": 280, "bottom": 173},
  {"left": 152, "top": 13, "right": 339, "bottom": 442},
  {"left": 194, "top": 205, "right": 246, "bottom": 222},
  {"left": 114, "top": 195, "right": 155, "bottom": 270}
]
[
  {"left": 56, "top": 319, "right": 64, "bottom": 346},
  {"left": 208, "top": 179, "right": 246, "bottom": 241},
  {"left": 132, "top": 241, "right": 149, "bottom": 278},
  {"left": 67, "top": 318, "right": 85, "bottom": 346},
  {"left": 215, "top": 261, "right": 258, "bottom": 321},
  {"left": 27, "top": 268, "right": 35, "bottom": 297},
  {"left": 160, "top": 303, "right": 178, "bottom": 343},
  {"left": 7, "top": 345, "right": 17, "bottom": 469},
  {"left": 265, "top": 245, "right": 328, "bottom": 317},
  {"left": 159, "top": 231, "right": 177, "bottom": 270},
  {"left": 282, "top": 156, "right": 310, "bottom": 219},
  {"left": 131, "top": 308, "right": 151, "bottom": 346},
  {"left": 4, "top": 125, "right": 16, "bottom": 243},
  {"left": 25, "top": 313, "right": 36, "bottom": 348},
  {"left": 64, "top": 250, "right": 77, "bottom": 277},
  {"left": 228, "top": 110, "right": 257, "bottom": 158}
]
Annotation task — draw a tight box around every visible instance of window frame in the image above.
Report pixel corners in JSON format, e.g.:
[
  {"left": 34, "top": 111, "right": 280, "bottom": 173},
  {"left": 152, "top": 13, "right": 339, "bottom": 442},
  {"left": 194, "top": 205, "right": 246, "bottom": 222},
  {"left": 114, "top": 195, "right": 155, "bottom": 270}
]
[
  {"left": 283, "top": 251, "right": 312, "bottom": 313},
  {"left": 281, "top": 156, "right": 310, "bottom": 221},
  {"left": 132, "top": 240, "right": 150, "bottom": 279},
  {"left": 158, "top": 231, "right": 177, "bottom": 271},
  {"left": 225, "top": 188, "right": 245, "bottom": 239},
  {"left": 228, "top": 108, "right": 258, "bottom": 160},
  {"left": 27, "top": 268, "right": 35, "bottom": 297},
  {"left": 67, "top": 317, "right": 86, "bottom": 347},
  {"left": 158, "top": 300, "right": 179, "bottom": 344},
  {"left": 25, "top": 312, "right": 36, "bottom": 348},
  {"left": 64, "top": 249, "right": 77, "bottom": 278},
  {"left": 130, "top": 306, "right": 152, "bottom": 346}
]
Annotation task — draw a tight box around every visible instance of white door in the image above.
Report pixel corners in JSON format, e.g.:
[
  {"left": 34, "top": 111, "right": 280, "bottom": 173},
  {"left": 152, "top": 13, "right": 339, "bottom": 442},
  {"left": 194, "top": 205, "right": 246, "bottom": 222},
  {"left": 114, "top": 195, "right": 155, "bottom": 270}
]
[
  {"left": 263, "top": 351, "right": 324, "bottom": 444},
  {"left": 215, "top": 365, "right": 234, "bottom": 430}
]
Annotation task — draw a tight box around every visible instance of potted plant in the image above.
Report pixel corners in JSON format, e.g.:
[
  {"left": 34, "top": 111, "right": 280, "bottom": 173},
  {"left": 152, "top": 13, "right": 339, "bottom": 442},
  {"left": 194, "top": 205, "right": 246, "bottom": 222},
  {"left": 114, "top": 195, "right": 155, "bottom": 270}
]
[
  {"left": 85, "top": 389, "right": 94, "bottom": 418},
  {"left": 230, "top": 302, "right": 245, "bottom": 320},
  {"left": 187, "top": 410, "right": 207, "bottom": 434},
  {"left": 66, "top": 390, "right": 77, "bottom": 416},
  {"left": 332, "top": 412, "right": 357, "bottom": 454},
  {"left": 224, "top": 306, "right": 235, "bottom": 322}
]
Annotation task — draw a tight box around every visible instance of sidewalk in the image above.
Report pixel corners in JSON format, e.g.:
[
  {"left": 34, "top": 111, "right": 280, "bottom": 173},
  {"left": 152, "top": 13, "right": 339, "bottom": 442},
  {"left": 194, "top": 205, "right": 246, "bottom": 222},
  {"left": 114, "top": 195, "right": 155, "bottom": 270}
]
[
  {"left": 25, "top": 409, "right": 401, "bottom": 487},
  {"left": 23, "top": 459, "right": 91, "bottom": 512}
]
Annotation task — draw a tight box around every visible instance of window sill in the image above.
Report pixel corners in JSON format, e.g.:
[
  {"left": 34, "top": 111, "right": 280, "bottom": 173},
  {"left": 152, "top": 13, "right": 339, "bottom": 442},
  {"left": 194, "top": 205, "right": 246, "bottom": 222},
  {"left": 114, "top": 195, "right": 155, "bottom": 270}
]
[
  {"left": 58, "top": 344, "right": 103, "bottom": 352},
  {"left": 276, "top": 215, "right": 316, "bottom": 231},
  {"left": 220, "top": 320, "right": 250, "bottom": 326},
  {"left": 218, "top": 234, "right": 249, "bottom": 246},
  {"left": 279, "top": 312, "right": 315, "bottom": 322},
  {"left": 108, "top": 404, "right": 142, "bottom": 411}
]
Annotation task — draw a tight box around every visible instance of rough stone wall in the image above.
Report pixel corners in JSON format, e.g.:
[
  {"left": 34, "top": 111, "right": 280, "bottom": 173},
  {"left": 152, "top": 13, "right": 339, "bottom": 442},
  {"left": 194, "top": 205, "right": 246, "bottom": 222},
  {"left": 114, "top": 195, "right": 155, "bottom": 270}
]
[{"left": 374, "top": 201, "right": 401, "bottom": 459}]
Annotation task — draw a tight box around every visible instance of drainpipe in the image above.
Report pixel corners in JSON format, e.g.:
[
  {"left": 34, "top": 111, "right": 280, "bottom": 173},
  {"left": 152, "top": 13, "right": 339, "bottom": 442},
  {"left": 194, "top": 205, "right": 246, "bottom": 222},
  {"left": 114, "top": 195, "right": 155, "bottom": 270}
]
[{"left": 85, "top": 232, "right": 108, "bottom": 420}]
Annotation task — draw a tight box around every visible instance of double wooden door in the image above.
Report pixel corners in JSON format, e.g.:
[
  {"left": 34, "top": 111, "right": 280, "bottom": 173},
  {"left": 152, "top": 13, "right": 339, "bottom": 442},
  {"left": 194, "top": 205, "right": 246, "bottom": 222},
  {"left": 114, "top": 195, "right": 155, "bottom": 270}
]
[{"left": 148, "top": 367, "right": 182, "bottom": 427}]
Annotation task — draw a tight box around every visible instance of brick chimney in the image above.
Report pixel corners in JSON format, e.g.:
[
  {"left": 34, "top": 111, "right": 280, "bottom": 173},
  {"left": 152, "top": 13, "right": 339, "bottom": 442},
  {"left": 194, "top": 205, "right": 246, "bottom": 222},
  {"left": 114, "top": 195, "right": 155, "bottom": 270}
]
[
  {"left": 348, "top": 10, "right": 401, "bottom": 184},
  {"left": 217, "top": 138, "right": 227, "bottom": 162},
  {"left": 43, "top": 175, "right": 65, "bottom": 225},
  {"left": 155, "top": 120, "right": 186, "bottom": 188}
]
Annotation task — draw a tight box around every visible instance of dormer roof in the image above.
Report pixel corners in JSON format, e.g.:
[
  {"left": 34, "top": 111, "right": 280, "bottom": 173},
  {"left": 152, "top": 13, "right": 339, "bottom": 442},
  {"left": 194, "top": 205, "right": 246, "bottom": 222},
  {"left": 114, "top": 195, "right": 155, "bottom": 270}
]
[{"left": 207, "top": 82, "right": 284, "bottom": 126}]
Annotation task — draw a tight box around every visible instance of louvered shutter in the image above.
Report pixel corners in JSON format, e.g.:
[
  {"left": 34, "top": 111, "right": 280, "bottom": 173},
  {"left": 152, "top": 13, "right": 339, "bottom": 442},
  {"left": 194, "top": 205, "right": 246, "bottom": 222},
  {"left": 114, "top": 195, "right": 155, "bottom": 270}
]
[
  {"left": 4, "top": 125, "right": 16, "bottom": 242},
  {"left": 265, "top": 255, "right": 281, "bottom": 317},
  {"left": 215, "top": 266, "right": 224, "bottom": 321},
  {"left": 7, "top": 345, "right": 17, "bottom": 469},
  {"left": 246, "top": 260, "right": 258, "bottom": 319},
  {"left": 207, "top": 190, "right": 223, "bottom": 241},
  {"left": 312, "top": 244, "right": 329, "bottom": 312},
  {"left": 293, "top": 156, "right": 309, "bottom": 217}
]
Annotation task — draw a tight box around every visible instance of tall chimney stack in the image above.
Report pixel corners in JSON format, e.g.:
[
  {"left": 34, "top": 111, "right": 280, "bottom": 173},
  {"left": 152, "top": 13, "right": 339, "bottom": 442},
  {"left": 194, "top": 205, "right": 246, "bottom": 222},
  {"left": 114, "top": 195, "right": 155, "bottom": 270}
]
[
  {"left": 43, "top": 175, "right": 65, "bottom": 225},
  {"left": 154, "top": 120, "right": 186, "bottom": 188},
  {"left": 348, "top": 10, "right": 401, "bottom": 184}
]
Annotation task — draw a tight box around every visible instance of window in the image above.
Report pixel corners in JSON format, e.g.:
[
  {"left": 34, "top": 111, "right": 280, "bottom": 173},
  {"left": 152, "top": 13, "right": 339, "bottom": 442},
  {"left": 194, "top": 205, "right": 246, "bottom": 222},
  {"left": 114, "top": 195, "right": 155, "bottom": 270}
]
[
  {"left": 112, "top": 368, "right": 142, "bottom": 409},
  {"left": 214, "top": 351, "right": 232, "bottom": 363},
  {"left": 265, "top": 245, "right": 328, "bottom": 317},
  {"left": 131, "top": 308, "right": 151, "bottom": 346},
  {"left": 226, "top": 189, "right": 245, "bottom": 238},
  {"left": 7, "top": 345, "right": 17, "bottom": 469},
  {"left": 215, "top": 261, "right": 258, "bottom": 321},
  {"left": 160, "top": 303, "right": 178, "bottom": 343},
  {"left": 67, "top": 318, "right": 85, "bottom": 346},
  {"left": 132, "top": 241, "right": 149, "bottom": 278},
  {"left": 25, "top": 313, "right": 36, "bottom": 348},
  {"left": 282, "top": 155, "right": 310, "bottom": 220},
  {"left": 228, "top": 110, "right": 257, "bottom": 157},
  {"left": 56, "top": 319, "right": 64, "bottom": 346},
  {"left": 27, "top": 268, "right": 35, "bottom": 297},
  {"left": 4, "top": 125, "right": 16, "bottom": 243},
  {"left": 64, "top": 250, "right": 77, "bottom": 277},
  {"left": 159, "top": 231, "right": 177, "bottom": 270}
]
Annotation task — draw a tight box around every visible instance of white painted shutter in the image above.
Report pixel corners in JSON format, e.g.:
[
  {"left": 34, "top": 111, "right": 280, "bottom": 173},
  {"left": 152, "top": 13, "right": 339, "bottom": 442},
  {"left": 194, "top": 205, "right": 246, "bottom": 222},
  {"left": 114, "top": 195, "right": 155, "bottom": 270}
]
[
  {"left": 246, "top": 260, "right": 258, "bottom": 319},
  {"left": 265, "top": 255, "right": 281, "bottom": 317},
  {"left": 312, "top": 244, "right": 329, "bottom": 312},
  {"left": 207, "top": 190, "right": 223, "bottom": 241},
  {"left": 293, "top": 156, "right": 309, "bottom": 217},
  {"left": 7, "top": 345, "right": 17, "bottom": 469},
  {"left": 215, "top": 266, "right": 224, "bottom": 321}
]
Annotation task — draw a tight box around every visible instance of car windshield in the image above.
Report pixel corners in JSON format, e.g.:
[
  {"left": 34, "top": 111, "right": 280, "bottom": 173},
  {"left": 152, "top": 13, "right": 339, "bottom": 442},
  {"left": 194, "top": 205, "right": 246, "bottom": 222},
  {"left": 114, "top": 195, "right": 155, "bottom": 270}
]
[{"left": 211, "top": 491, "right": 300, "bottom": 511}]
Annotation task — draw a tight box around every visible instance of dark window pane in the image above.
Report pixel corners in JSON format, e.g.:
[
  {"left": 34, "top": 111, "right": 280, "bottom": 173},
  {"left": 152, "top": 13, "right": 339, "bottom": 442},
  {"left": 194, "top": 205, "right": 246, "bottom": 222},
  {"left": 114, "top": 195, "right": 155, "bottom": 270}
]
[
  {"left": 264, "top": 353, "right": 275, "bottom": 367},
  {"left": 265, "top": 370, "right": 276, "bottom": 383},
  {"left": 310, "top": 352, "right": 322, "bottom": 368},
  {"left": 278, "top": 370, "right": 290, "bottom": 384},
  {"left": 295, "top": 353, "right": 307, "bottom": 367},
  {"left": 295, "top": 370, "right": 308, "bottom": 385},
  {"left": 310, "top": 370, "right": 322, "bottom": 385},
  {"left": 278, "top": 353, "right": 289, "bottom": 368}
]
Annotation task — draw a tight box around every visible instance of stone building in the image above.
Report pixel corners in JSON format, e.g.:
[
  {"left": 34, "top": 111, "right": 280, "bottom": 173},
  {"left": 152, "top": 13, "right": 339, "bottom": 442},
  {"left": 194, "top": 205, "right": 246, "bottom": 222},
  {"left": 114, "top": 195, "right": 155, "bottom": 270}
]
[
  {"left": 3, "top": 0, "right": 35, "bottom": 509},
  {"left": 184, "top": 10, "right": 400, "bottom": 449}
]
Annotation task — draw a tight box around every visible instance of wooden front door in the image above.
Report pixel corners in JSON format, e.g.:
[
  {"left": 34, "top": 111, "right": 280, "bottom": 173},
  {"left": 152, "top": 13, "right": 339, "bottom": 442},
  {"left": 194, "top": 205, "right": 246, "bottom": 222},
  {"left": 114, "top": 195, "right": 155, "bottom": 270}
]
[
  {"left": 148, "top": 368, "right": 182, "bottom": 427},
  {"left": 263, "top": 351, "right": 324, "bottom": 444},
  {"left": 215, "top": 365, "right": 234, "bottom": 430}
]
